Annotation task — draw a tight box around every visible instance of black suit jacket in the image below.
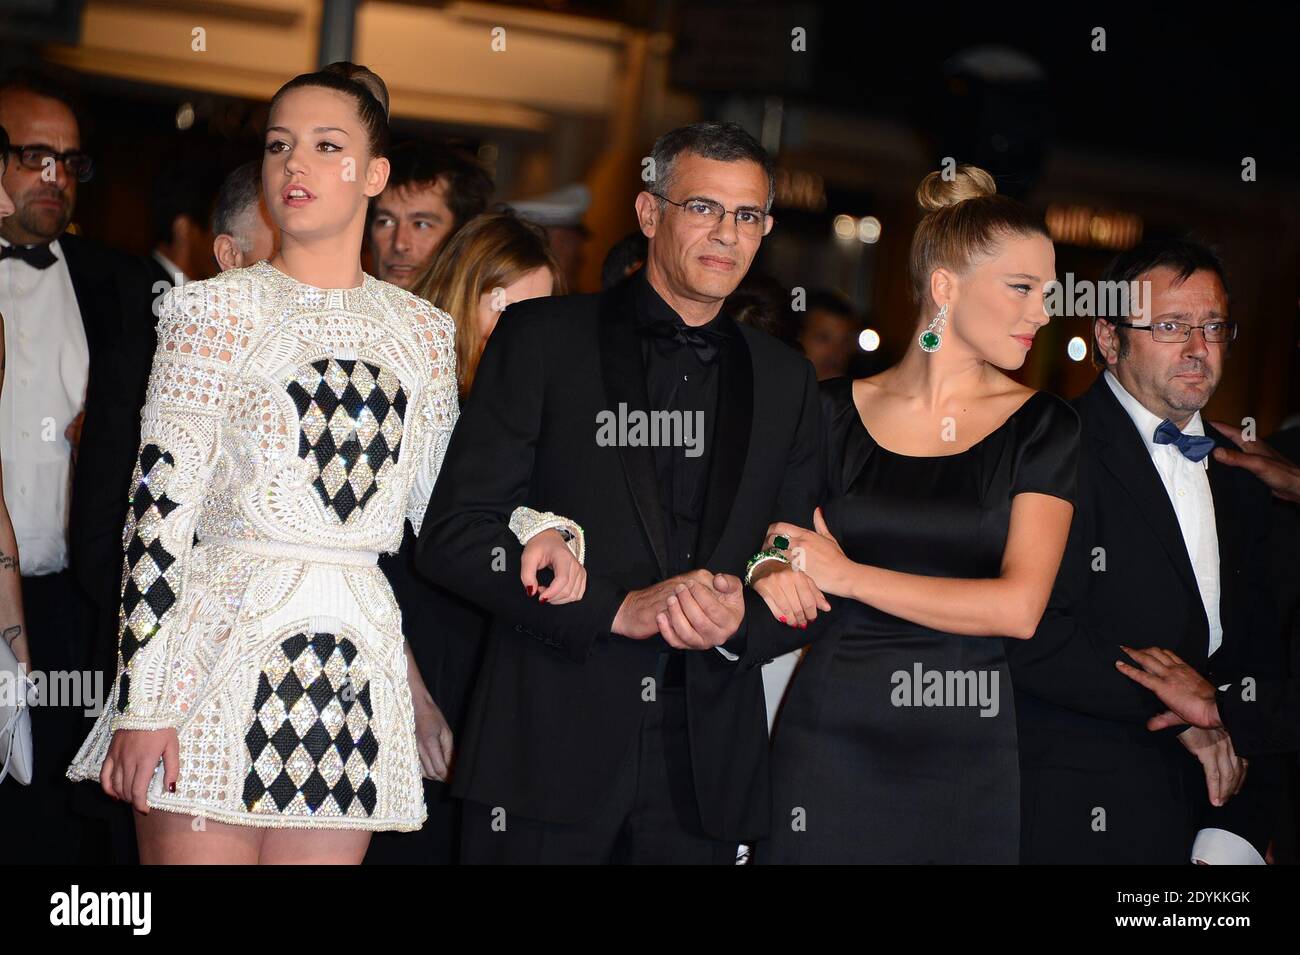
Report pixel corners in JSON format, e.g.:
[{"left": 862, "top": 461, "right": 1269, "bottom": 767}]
[
  {"left": 1221, "top": 425, "right": 1300, "bottom": 757},
  {"left": 61, "top": 234, "right": 158, "bottom": 670},
  {"left": 1008, "top": 373, "right": 1286, "bottom": 863},
  {"left": 52, "top": 234, "right": 156, "bottom": 850},
  {"left": 1221, "top": 678, "right": 1300, "bottom": 756},
  {"left": 142, "top": 252, "right": 182, "bottom": 298},
  {"left": 416, "top": 278, "right": 830, "bottom": 841}
]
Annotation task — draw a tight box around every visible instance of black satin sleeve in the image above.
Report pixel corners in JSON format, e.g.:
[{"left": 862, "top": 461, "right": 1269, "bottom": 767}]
[
  {"left": 1011, "top": 391, "right": 1082, "bottom": 504},
  {"left": 816, "top": 376, "right": 859, "bottom": 501}
]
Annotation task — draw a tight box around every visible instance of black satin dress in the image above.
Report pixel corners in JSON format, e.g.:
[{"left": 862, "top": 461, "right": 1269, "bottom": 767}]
[{"left": 763, "top": 377, "right": 1080, "bottom": 864}]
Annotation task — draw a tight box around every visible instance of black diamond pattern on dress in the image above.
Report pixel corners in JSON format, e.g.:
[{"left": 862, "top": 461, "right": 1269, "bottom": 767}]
[
  {"left": 243, "top": 631, "right": 379, "bottom": 816},
  {"left": 285, "top": 358, "right": 407, "bottom": 524},
  {"left": 114, "top": 443, "right": 183, "bottom": 713}
]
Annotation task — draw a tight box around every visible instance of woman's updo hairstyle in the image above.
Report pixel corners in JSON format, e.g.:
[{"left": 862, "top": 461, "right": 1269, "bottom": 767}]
[
  {"left": 908, "top": 164, "right": 1048, "bottom": 305},
  {"left": 269, "top": 61, "right": 390, "bottom": 159}
]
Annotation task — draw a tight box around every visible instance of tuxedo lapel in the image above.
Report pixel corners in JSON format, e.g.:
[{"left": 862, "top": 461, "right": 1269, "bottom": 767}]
[
  {"left": 597, "top": 282, "right": 670, "bottom": 578},
  {"left": 1084, "top": 376, "right": 1201, "bottom": 601},
  {"left": 697, "top": 324, "right": 752, "bottom": 567},
  {"left": 55, "top": 232, "right": 101, "bottom": 348}
]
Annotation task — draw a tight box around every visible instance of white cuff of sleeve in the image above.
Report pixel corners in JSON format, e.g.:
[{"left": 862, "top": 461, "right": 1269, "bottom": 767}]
[
  {"left": 1190, "top": 828, "right": 1265, "bottom": 865},
  {"left": 110, "top": 713, "right": 183, "bottom": 733},
  {"left": 508, "top": 507, "right": 585, "bottom": 564}
]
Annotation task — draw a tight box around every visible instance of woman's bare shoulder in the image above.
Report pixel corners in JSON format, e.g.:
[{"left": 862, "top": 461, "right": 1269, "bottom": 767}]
[{"left": 851, "top": 369, "right": 896, "bottom": 409}]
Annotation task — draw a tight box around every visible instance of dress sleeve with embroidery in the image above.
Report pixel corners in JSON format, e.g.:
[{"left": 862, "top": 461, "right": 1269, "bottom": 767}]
[
  {"left": 109, "top": 282, "right": 249, "bottom": 732},
  {"left": 403, "top": 299, "right": 457, "bottom": 540},
  {"left": 401, "top": 297, "right": 584, "bottom": 562}
]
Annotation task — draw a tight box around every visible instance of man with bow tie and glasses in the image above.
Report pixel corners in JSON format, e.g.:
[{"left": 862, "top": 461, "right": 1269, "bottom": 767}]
[
  {"left": 1008, "top": 238, "right": 1287, "bottom": 864},
  {"left": 0, "top": 70, "right": 155, "bottom": 864}
]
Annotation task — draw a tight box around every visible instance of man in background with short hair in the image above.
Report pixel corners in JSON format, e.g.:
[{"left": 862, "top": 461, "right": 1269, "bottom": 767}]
[
  {"left": 367, "top": 140, "right": 492, "bottom": 289},
  {"left": 797, "top": 288, "right": 859, "bottom": 381},
  {"left": 144, "top": 157, "right": 222, "bottom": 292}
]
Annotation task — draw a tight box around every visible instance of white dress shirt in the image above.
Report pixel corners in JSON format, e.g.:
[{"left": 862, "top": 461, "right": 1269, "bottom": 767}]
[
  {"left": 1103, "top": 370, "right": 1262, "bottom": 865},
  {"left": 1103, "top": 370, "right": 1223, "bottom": 654},
  {"left": 0, "top": 236, "right": 89, "bottom": 576}
]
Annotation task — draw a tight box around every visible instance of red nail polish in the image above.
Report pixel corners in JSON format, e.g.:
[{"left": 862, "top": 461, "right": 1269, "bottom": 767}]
[
  {"left": 779, "top": 615, "right": 786, "bottom": 623},
  {"left": 539, "top": 596, "right": 548, "bottom": 603},
  {"left": 800, "top": 623, "right": 807, "bottom": 629},
  {"left": 168, "top": 781, "right": 176, "bottom": 793}
]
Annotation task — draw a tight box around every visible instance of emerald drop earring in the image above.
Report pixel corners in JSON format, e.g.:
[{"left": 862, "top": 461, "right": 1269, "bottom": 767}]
[{"left": 919, "top": 303, "right": 947, "bottom": 352}]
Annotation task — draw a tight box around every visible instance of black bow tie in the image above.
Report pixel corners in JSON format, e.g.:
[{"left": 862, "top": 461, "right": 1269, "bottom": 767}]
[
  {"left": 637, "top": 317, "right": 728, "bottom": 365},
  {"left": 0, "top": 242, "right": 57, "bottom": 270}
]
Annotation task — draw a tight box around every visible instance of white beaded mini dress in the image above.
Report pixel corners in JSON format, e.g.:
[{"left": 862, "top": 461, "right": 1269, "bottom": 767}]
[{"left": 67, "top": 258, "right": 464, "bottom": 831}]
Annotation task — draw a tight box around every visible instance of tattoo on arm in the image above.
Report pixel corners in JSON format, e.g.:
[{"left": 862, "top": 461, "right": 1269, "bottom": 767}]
[
  {"left": 0, "top": 550, "right": 18, "bottom": 573},
  {"left": 3, "top": 625, "right": 20, "bottom": 648}
]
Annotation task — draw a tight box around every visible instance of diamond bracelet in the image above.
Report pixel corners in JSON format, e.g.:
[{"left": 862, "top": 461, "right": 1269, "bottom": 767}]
[{"left": 744, "top": 548, "right": 790, "bottom": 585}]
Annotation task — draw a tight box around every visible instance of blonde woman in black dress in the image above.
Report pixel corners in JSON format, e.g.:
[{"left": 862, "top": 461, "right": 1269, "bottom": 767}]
[{"left": 755, "top": 166, "right": 1080, "bottom": 863}]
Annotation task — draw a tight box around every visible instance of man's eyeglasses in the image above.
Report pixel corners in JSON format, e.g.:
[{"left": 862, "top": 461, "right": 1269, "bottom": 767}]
[
  {"left": 5, "top": 144, "right": 94, "bottom": 183},
  {"left": 1111, "top": 320, "right": 1238, "bottom": 344},
  {"left": 651, "top": 192, "right": 772, "bottom": 237}
]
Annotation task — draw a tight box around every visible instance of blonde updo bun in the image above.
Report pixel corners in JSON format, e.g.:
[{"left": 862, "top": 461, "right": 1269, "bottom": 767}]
[
  {"left": 907, "top": 163, "right": 1047, "bottom": 304},
  {"left": 915, "top": 164, "right": 998, "bottom": 212}
]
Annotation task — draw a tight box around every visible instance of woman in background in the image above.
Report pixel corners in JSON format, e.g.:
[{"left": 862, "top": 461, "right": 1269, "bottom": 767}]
[{"left": 415, "top": 209, "right": 564, "bottom": 398}]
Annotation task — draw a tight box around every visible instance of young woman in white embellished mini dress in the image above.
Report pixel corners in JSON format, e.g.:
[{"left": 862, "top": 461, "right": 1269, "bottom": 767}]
[{"left": 66, "top": 64, "right": 584, "bottom": 864}]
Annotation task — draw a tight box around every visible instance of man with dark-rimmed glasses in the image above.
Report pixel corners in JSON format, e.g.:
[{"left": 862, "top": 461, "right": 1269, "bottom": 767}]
[
  {"left": 0, "top": 68, "right": 155, "bottom": 865},
  {"left": 1008, "top": 237, "right": 1286, "bottom": 865},
  {"left": 419, "top": 121, "right": 831, "bottom": 863}
]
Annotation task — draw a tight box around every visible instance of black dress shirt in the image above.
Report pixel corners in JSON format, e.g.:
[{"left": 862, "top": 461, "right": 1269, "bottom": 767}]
[{"left": 631, "top": 271, "right": 730, "bottom": 576}]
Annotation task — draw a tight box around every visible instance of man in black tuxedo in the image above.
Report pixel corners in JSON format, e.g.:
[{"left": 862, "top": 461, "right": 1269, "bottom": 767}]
[
  {"left": 1009, "top": 238, "right": 1286, "bottom": 864},
  {"left": 416, "top": 122, "right": 831, "bottom": 863},
  {"left": 0, "top": 69, "right": 155, "bottom": 864},
  {"left": 1117, "top": 420, "right": 1299, "bottom": 863}
]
